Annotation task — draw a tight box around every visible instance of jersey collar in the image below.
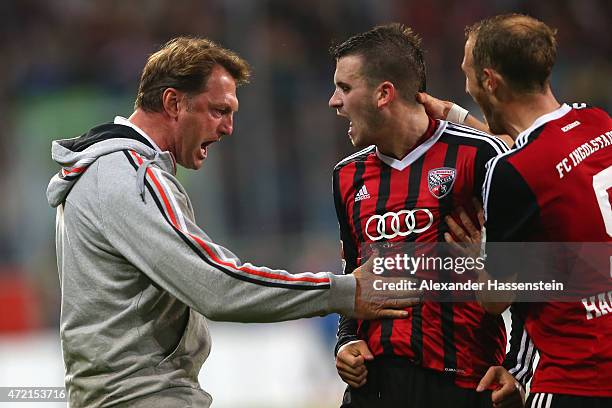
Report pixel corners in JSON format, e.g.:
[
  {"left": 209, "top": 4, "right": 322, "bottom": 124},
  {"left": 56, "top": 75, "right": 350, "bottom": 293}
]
[
  {"left": 375, "top": 120, "right": 447, "bottom": 171},
  {"left": 515, "top": 104, "right": 571, "bottom": 147}
]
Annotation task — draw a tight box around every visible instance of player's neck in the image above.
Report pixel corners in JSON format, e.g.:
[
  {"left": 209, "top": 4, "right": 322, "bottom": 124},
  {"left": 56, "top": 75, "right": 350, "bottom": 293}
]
[
  {"left": 501, "top": 88, "right": 561, "bottom": 139},
  {"left": 376, "top": 104, "right": 430, "bottom": 160}
]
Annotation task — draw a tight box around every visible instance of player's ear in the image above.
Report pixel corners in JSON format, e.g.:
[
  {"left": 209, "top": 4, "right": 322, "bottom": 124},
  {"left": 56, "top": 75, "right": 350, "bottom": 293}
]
[
  {"left": 162, "top": 88, "right": 182, "bottom": 120},
  {"left": 482, "top": 68, "right": 510, "bottom": 96},
  {"left": 481, "top": 68, "right": 499, "bottom": 94},
  {"left": 377, "top": 81, "right": 396, "bottom": 108},
  {"left": 484, "top": 68, "right": 512, "bottom": 101}
]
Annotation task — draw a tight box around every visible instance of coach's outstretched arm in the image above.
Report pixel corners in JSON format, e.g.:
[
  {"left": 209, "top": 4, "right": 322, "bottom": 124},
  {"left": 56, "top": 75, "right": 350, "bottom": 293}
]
[{"left": 92, "top": 150, "right": 412, "bottom": 322}]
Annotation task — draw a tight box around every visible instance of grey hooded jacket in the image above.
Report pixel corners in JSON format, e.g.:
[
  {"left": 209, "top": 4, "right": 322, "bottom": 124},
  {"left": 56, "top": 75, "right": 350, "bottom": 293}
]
[{"left": 46, "top": 120, "right": 356, "bottom": 407}]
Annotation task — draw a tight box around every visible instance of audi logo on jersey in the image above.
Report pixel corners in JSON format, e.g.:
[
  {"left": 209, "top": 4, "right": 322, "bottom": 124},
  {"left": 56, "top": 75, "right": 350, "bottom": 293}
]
[{"left": 365, "top": 209, "right": 434, "bottom": 241}]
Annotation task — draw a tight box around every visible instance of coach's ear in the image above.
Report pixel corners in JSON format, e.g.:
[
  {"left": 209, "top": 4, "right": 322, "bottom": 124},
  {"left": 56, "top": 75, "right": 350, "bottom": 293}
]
[
  {"left": 162, "top": 87, "right": 182, "bottom": 120},
  {"left": 376, "top": 81, "right": 396, "bottom": 109}
]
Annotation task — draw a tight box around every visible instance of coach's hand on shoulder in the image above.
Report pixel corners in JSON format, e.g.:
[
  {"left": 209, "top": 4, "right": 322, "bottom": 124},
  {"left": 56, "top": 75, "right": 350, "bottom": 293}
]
[
  {"left": 336, "top": 340, "right": 373, "bottom": 388},
  {"left": 477, "top": 366, "right": 525, "bottom": 408},
  {"left": 351, "top": 254, "right": 420, "bottom": 320}
]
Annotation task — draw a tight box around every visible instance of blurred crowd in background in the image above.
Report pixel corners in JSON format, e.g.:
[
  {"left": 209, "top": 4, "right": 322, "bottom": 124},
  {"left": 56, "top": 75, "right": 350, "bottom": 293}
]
[{"left": 0, "top": 0, "right": 610, "bottom": 342}]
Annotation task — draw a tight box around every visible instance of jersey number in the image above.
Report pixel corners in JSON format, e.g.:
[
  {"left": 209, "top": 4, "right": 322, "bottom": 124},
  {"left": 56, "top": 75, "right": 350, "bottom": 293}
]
[{"left": 593, "top": 166, "right": 612, "bottom": 237}]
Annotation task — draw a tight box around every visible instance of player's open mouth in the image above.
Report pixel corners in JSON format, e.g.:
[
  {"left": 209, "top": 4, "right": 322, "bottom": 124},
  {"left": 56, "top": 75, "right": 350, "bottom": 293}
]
[{"left": 348, "top": 121, "right": 353, "bottom": 137}]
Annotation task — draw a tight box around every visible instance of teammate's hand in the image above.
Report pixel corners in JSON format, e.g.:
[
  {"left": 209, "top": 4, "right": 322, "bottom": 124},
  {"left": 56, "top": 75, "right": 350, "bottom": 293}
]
[
  {"left": 444, "top": 200, "right": 513, "bottom": 313},
  {"left": 444, "top": 197, "right": 484, "bottom": 246},
  {"left": 416, "top": 92, "right": 453, "bottom": 120},
  {"left": 477, "top": 366, "right": 525, "bottom": 408},
  {"left": 336, "top": 340, "right": 374, "bottom": 388},
  {"left": 443, "top": 198, "right": 484, "bottom": 264},
  {"left": 417, "top": 92, "right": 500, "bottom": 135},
  {"left": 352, "top": 254, "right": 421, "bottom": 320}
]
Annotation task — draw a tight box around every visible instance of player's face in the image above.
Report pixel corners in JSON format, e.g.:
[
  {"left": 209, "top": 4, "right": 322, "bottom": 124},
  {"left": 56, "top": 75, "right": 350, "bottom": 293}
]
[
  {"left": 175, "top": 65, "right": 238, "bottom": 170},
  {"left": 329, "top": 55, "right": 381, "bottom": 147},
  {"left": 461, "top": 36, "right": 506, "bottom": 134}
]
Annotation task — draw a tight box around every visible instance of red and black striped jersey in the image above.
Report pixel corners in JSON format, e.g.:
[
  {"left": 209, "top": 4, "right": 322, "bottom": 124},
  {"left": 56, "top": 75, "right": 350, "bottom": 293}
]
[
  {"left": 333, "top": 118, "right": 510, "bottom": 388},
  {"left": 483, "top": 103, "right": 612, "bottom": 397}
]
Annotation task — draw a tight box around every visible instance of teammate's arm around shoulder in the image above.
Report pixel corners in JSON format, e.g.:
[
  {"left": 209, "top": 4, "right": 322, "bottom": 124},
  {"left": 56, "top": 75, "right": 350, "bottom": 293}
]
[{"left": 417, "top": 92, "right": 513, "bottom": 146}]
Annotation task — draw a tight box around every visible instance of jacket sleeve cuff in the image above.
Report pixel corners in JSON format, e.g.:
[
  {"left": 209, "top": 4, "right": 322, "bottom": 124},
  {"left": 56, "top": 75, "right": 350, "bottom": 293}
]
[{"left": 328, "top": 273, "right": 356, "bottom": 315}]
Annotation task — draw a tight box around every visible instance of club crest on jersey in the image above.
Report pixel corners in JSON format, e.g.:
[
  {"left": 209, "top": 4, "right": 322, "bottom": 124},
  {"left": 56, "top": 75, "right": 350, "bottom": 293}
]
[{"left": 427, "top": 167, "right": 456, "bottom": 199}]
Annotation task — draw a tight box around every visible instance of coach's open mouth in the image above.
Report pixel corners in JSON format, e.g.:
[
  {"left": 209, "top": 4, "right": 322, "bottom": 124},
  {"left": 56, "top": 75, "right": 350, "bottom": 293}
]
[{"left": 200, "top": 141, "right": 215, "bottom": 158}]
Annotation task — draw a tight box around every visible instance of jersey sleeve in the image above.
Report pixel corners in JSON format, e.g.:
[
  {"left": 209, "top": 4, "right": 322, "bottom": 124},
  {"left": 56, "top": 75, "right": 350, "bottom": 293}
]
[
  {"left": 483, "top": 157, "right": 539, "bottom": 241},
  {"left": 333, "top": 168, "right": 360, "bottom": 355},
  {"left": 474, "top": 137, "right": 508, "bottom": 202},
  {"left": 503, "top": 305, "right": 537, "bottom": 391},
  {"left": 97, "top": 152, "right": 356, "bottom": 322},
  {"left": 482, "top": 156, "right": 540, "bottom": 278}
]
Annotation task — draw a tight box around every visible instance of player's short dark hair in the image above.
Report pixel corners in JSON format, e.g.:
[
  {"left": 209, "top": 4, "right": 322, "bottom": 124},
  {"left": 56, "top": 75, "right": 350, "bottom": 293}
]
[
  {"left": 465, "top": 14, "right": 557, "bottom": 93},
  {"left": 330, "top": 23, "right": 426, "bottom": 101},
  {"left": 135, "top": 37, "right": 250, "bottom": 112}
]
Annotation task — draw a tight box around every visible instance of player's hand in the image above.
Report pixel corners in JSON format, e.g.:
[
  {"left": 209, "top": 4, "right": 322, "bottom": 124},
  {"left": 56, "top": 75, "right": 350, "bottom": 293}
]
[
  {"left": 444, "top": 200, "right": 513, "bottom": 313},
  {"left": 444, "top": 197, "right": 484, "bottom": 245},
  {"left": 416, "top": 92, "right": 453, "bottom": 120},
  {"left": 336, "top": 340, "right": 374, "bottom": 388},
  {"left": 352, "top": 254, "right": 421, "bottom": 320},
  {"left": 443, "top": 198, "right": 484, "bottom": 263},
  {"left": 417, "top": 92, "right": 498, "bottom": 134},
  {"left": 477, "top": 366, "right": 525, "bottom": 408}
]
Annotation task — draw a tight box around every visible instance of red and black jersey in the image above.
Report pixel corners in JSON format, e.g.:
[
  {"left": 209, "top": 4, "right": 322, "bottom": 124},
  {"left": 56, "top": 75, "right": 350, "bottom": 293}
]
[
  {"left": 334, "top": 118, "right": 510, "bottom": 389},
  {"left": 484, "top": 103, "right": 612, "bottom": 397}
]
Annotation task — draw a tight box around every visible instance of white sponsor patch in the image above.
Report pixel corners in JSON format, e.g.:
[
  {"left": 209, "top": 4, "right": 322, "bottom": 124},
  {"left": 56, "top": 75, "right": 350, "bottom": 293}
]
[{"left": 561, "top": 121, "right": 580, "bottom": 132}]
